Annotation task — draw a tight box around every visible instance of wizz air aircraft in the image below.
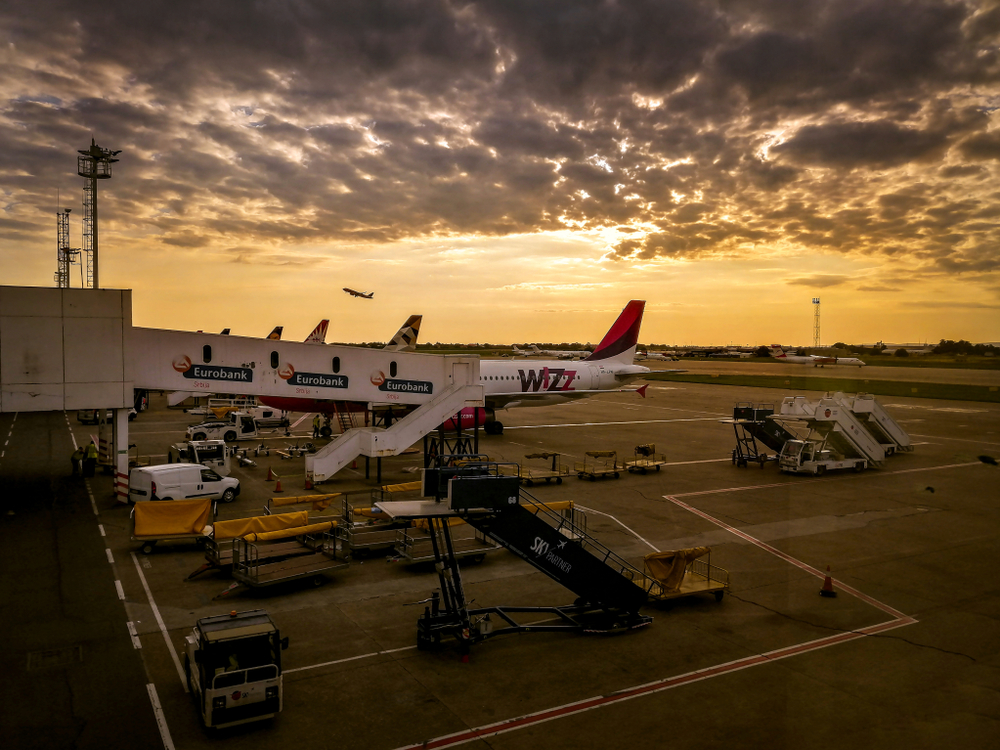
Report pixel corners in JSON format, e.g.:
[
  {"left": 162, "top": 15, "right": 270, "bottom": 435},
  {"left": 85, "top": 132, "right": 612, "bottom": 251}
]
[
  {"left": 769, "top": 345, "right": 865, "bottom": 367},
  {"left": 458, "top": 300, "right": 657, "bottom": 434}
]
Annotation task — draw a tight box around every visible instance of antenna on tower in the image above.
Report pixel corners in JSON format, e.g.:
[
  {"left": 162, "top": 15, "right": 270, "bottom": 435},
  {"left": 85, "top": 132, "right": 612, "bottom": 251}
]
[
  {"left": 54, "top": 208, "right": 82, "bottom": 288},
  {"left": 77, "top": 138, "right": 120, "bottom": 289},
  {"left": 812, "top": 297, "right": 821, "bottom": 348}
]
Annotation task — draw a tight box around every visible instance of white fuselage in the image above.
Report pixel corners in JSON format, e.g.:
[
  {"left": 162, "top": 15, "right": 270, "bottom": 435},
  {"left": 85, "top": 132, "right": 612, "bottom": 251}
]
[{"left": 478, "top": 358, "right": 649, "bottom": 408}]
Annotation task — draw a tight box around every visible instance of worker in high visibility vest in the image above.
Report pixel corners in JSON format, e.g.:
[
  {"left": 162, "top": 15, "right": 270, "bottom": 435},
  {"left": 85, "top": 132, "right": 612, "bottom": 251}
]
[
  {"left": 83, "top": 440, "right": 99, "bottom": 477},
  {"left": 312, "top": 414, "right": 321, "bottom": 439},
  {"left": 71, "top": 446, "right": 84, "bottom": 477}
]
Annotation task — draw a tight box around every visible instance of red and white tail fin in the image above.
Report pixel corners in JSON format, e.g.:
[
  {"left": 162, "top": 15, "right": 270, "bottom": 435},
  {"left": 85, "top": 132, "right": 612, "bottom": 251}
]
[
  {"left": 584, "top": 300, "right": 645, "bottom": 364},
  {"left": 267, "top": 326, "right": 283, "bottom": 340},
  {"left": 304, "top": 319, "right": 329, "bottom": 344},
  {"left": 769, "top": 344, "right": 786, "bottom": 358}
]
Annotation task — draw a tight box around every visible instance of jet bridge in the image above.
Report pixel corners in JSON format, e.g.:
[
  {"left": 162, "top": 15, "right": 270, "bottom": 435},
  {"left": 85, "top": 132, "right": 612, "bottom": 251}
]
[
  {"left": 376, "top": 465, "right": 652, "bottom": 652},
  {"left": 780, "top": 396, "right": 886, "bottom": 468}
]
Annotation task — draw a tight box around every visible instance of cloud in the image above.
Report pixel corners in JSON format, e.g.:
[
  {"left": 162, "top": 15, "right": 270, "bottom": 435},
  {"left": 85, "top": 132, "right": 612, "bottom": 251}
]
[
  {"left": 785, "top": 274, "right": 852, "bottom": 289},
  {"left": 0, "top": 0, "right": 998, "bottom": 286}
]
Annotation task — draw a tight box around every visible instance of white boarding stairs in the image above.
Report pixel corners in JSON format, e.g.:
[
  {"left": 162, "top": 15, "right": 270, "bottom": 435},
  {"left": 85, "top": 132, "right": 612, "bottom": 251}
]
[
  {"left": 830, "top": 392, "right": 912, "bottom": 451},
  {"left": 808, "top": 398, "right": 886, "bottom": 468},
  {"left": 305, "top": 381, "right": 484, "bottom": 483}
]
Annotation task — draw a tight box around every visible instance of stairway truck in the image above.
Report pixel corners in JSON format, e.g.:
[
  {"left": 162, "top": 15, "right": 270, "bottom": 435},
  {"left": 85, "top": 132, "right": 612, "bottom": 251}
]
[
  {"left": 778, "top": 439, "right": 867, "bottom": 476},
  {"left": 184, "top": 609, "right": 289, "bottom": 729}
]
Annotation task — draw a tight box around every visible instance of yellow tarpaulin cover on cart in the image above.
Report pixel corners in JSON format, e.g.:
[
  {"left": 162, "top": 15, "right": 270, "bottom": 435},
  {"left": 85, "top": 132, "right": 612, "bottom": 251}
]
[
  {"left": 644, "top": 547, "right": 710, "bottom": 593},
  {"left": 382, "top": 480, "right": 422, "bottom": 493},
  {"left": 213, "top": 511, "right": 309, "bottom": 541},
  {"left": 270, "top": 494, "right": 341, "bottom": 512},
  {"left": 525, "top": 500, "right": 573, "bottom": 513},
  {"left": 244, "top": 520, "right": 336, "bottom": 543},
  {"left": 134, "top": 498, "right": 212, "bottom": 537}
]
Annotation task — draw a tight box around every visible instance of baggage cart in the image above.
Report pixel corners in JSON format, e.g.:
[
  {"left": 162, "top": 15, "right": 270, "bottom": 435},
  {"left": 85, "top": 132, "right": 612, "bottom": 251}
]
[
  {"left": 500, "top": 451, "right": 570, "bottom": 486},
  {"left": 228, "top": 523, "right": 347, "bottom": 591},
  {"left": 131, "top": 498, "right": 216, "bottom": 555},
  {"left": 392, "top": 520, "right": 499, "bottom": 565},
  {"left": 575, "top": 450, "right": 620, "bottom": 480},
  {"left": 639, "top": 547, "right": 729, "bottom": 605},
  {"left": 624, "top": 444, "right": 667, "bottom": 474}
]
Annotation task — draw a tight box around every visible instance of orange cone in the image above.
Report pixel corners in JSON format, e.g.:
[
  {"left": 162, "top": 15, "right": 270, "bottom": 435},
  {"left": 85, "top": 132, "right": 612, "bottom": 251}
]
[
  {"left": 266, "top": 466, "right": 275, "bottom": 481},
  {"left": 274, "top": 478, "right": 283, "bottom": 493},
  {"left": 304, "top": 477, "right": 313, "bottom": 490},
  {"left": 351, "top": 459, "right": 357, "bottom": 469},
  {"left": 820, "top": 566, "right": 837, "bottom": 598}
]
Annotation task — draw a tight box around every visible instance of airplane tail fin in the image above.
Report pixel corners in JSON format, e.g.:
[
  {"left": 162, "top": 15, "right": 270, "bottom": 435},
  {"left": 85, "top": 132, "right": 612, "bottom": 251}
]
[
  {"left": 267, "top": 326, "right": 283, "bottom": 340},
  {"left": 384, "top": 315, "right": 422, "bottom": 352},
  {"left": 220, "top": 328, "right": 231, "bottom": 336},
  {"left": 530, "top": 345, "right": 542, "bottom": 354},
  {"left": 769, "top": 344, "right": 785, "bottom": 357},
  {"left": 304, "top": 319, "right": 329, "bottom": 344},
  {"left": 584, "top": 300, "right": 645, "bottom": 364}
]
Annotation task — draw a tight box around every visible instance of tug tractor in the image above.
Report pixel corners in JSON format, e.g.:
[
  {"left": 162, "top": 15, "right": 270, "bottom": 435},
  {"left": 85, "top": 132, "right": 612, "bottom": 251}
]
[{"left": 184, "top": 609, "right": 289, "bottom": 729}]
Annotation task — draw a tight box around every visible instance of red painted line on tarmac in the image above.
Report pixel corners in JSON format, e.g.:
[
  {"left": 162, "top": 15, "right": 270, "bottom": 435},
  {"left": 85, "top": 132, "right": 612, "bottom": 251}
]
[{"left": 395, "top": 618, "right": 915, "bottom": 750}]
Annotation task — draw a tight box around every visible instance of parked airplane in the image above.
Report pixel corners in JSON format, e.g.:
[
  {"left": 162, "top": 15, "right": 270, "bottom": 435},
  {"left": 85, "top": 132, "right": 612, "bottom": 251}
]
[
  {"left": 511, "top": 345, "right": 535, "bottom": 357},
  {"left": 452, "top": 300, "right": 673, "bottom": 434},
  {"left": 530, "top": 345, "right": 592, "bottom": 360},
  {"left": 343, "top": 288, "right": 374, "bottom": 299},
  {"left": 769, "top": 345, "right": 865, "bottom": 367},
  {"left": 304, "top": 320, "right": 329, "bottom": 344},
  {"left": 636, "top": 349, "right": 677, "bottom": 361}
]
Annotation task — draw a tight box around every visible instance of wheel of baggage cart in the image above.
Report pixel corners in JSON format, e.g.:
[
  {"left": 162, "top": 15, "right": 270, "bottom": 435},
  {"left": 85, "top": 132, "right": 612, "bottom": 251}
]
[
  {"left": 524, "top": 478, "right": 533, "bottom": 487},
  {"left": 556, "top": 477, "right": 562, "bottom": 484},
  {"left": 141, "top": 541, "right": 156, "bottom": 555},
  {"left": 578, "top": 473, "right": 584, "bottom": 479},
  {"left": 731, "top": 449, "right": 737, "bottom": 465},
  {"left": 759, "top": 456, "right": 767, "bottom": 468},
  {"left": 714, "top": 590, "right": 724, "bottom": 602},
  {"left": 614, "top": 472, "right": 620, "bottom": 479},
  {"left": 470, "top": 554, "right": 486, "bottom": 564},
  {"left": 816, "top": 465, "right": 826, "bottom": 476},
  {"left": 312, "top": 575, "right": 325, "bottom": 587}
]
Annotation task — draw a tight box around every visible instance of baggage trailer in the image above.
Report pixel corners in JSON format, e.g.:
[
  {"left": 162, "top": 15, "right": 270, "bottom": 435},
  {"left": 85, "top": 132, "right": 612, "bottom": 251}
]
[
  {"left": 637, "top": 547, "right": 729, "bottom": 605},
  {"left": 392, "top": 520, "right": 499, "bottom": 564},
  {"left": 334, "top": 485, "right": 419, "bottom": 559},
  {"left": 500, "top": 451, "right": 570, "bottom": 486},
  {"left": 624, "top": 444, "right": 667, "bottom": 474},
  {"left": 575, "top": 450, "right": 620, "bottom": 480},
  {"left": 130, "top": 497, "right": 216, "bottom": 555},
  {"left": 229, "top": 522, "right": 346, "bottom": 590}
]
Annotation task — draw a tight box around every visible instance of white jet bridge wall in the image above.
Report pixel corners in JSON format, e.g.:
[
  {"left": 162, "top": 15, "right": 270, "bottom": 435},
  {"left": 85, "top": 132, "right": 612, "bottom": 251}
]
[
  {"left": 129, "top": 327, "right": 479, "bottom": 406},
  {"left": 0, "top": 286, "right": 132, "bottom": 412}
]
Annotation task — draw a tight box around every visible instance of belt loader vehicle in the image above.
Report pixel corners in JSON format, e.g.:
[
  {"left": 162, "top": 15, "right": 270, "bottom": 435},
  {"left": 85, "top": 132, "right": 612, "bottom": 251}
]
[{"left": 184, "top": 609, "right": 289, "bottom": 729}]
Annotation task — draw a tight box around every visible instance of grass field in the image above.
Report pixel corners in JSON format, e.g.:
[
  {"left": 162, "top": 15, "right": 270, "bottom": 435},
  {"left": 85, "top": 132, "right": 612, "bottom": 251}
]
[{"left": 645, "top": 372, "right": 1000, "bottom": 403}]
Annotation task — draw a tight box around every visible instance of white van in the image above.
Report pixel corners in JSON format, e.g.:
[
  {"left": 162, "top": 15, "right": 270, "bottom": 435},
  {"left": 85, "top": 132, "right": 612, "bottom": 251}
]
[{"left": 129, "top": 464, "right": 240, "bottom": 503}]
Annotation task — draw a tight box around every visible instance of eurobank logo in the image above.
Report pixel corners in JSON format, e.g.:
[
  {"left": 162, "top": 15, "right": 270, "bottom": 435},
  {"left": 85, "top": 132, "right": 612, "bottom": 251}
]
[
  {"left": 181, "top": 363, "right": 253, "bottom": 383},
  {"left": 279, "top": 362, "right": 348, "bottom": 389},
  {"left": 378, "top": 378, "right": 433, "bottom": 395}
]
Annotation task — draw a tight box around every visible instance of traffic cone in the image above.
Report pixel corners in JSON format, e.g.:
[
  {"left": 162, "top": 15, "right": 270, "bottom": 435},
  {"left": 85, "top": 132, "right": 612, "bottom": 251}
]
[
  {"left": 820, "top": 566, "right": 837, "bottom": 598},
  {"left": 274, "top": 478, "right": 283, "bottom": 493},
  {"left": 351, "top": 459, "right": 357, "bottom": 469},
  {"left": 266, "top": 466, "right": 275, "bottom": 481},
  {"left": 304, "top": 477, "right": 313, "bottom": 490}
]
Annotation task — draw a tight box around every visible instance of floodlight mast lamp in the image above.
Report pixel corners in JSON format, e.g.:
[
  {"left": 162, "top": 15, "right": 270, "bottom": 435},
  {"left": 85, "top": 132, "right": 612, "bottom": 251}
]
[
  {"left": 76, "top": 139, "right": 120, "bottom": 289},
  {"left": 812, "top": 297, "right": 821, "bottom": 348}
]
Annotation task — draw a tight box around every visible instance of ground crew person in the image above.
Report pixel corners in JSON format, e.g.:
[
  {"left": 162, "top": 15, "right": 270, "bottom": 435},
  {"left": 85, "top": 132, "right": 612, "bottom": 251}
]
[
  {"left": 83, "top": 440, "right": 99, "bottom": 477},
  {"left": 312, "top": 414, "right": 321, "bottom": 439},
  {"left": 71, "top": 446, "right": 84, "bottom": 476}
]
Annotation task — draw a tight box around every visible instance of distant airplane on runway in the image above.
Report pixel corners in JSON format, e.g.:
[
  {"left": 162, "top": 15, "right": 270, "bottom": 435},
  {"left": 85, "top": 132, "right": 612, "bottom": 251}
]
[
  {"left": 343, "top": 288, "right": 374, "bottom": 299},
  {"left": 530, "top": 345, "right": 592, "bottom": 360},
  {"left": 769, "top": 345, "right": 865, "bottom": 367},
  {"left": 636, "top": 349, "right": 677, "bottom": 361}
]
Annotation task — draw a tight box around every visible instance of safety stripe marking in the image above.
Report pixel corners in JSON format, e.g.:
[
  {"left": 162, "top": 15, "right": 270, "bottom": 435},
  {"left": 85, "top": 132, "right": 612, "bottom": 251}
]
[
  {"left": 99, "top": 524, "right": 105, "bottom": 537},
  {"left": 146, "top": 683, "right": 175, "bottom": 750},
  {"left": 115, "top": 580, "right": 125, "bottom": 601},
  {"left": 105, "top": 548, "right": 114, "bottom": 564},
  {"left": 131, "top": 552, "right": 188, "bottom": 693},
  {"left": 127, "top": 621, "right": 142, "bottom": 649},
  {"left": 284, "top": 645, "right": 418, "bottom": 675}
]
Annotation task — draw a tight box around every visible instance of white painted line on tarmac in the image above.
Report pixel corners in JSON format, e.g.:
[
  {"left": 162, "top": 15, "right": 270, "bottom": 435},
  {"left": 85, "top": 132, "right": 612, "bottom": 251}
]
[
  {"left": 576, "top": 505, "right": 659, "bottom": 553},
  {"left": 115, "top": 580, "right": 125, "bottom": 600},
  {"left": 105, "top": 548, "right": 114, "bottom": 564},
  {"left": 127, "top": 621, "right": 142, "bottom": 649},
  {"left": 285, "top": 645, "right": 418, "bottom": 674},
  {"left": 910, "top": 433, "right": 1000, "bottom": 446},
  {"left": 146, "top": 683, "right": 175, "bottom": 750},
  {"left": 130, "top": 552, "right": 188, "bottom": 693},
  {"left": 506, "top": 417, "right": 721, "bottom": 430},
  {"left": 98, "top": 524, "right": 105, "bottom": 536}
]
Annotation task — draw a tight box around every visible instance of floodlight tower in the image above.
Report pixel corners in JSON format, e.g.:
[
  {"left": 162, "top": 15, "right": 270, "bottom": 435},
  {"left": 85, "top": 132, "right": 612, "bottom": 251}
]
[
  {"left": 77, "top": 139, "right": 121, "bottom": 289},
  {"left": 54, "top": 208, "right": 81, "bottom": 288},
  {"left": 812, "top": 297, "right": 821, "bottom": 348}
]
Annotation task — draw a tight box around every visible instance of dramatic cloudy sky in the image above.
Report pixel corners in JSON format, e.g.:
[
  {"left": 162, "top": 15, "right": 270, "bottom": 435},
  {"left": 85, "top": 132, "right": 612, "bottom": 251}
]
[{"left": 2, "top": 0, "right": 999, "bottom": 345}]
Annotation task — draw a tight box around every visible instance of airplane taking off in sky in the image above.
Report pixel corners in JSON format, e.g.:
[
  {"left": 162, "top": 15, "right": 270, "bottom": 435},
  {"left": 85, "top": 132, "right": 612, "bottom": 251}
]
[
  {"left": 530, "top": 345, "right": 592, "bottom": 360},
  {"left": 769, "top": 345, "right": 865, "bottom": 367},
  {"left": 343, "top": 288, "right": 374, "bottom": 299}
]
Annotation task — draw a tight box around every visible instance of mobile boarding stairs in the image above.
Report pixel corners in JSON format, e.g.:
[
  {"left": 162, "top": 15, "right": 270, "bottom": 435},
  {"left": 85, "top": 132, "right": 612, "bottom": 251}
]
[{"left": 375, "top": 461, "right": 658, "bottom": 653}]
